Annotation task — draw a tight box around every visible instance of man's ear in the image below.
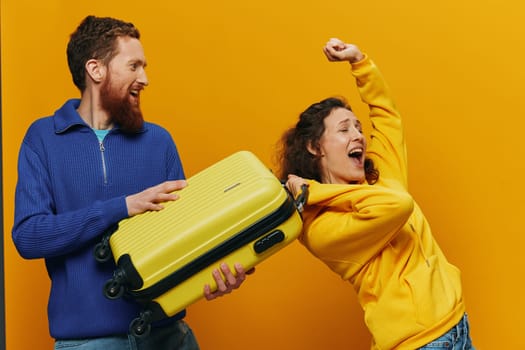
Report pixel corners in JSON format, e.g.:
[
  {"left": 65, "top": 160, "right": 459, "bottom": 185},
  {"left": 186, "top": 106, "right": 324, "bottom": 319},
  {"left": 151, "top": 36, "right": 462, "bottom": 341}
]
[{"left": 85, "top": 59, "right": 105, "bottom": 83}]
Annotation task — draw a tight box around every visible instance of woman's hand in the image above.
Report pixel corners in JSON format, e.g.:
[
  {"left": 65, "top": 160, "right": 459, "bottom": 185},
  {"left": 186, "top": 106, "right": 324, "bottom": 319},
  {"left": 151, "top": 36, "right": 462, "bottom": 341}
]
[
  {"left": 323, "top": 38, "right": 364, "bottom": 64},
  {"left": 286, "top": 174, "right": 310, "bottom": 199}
]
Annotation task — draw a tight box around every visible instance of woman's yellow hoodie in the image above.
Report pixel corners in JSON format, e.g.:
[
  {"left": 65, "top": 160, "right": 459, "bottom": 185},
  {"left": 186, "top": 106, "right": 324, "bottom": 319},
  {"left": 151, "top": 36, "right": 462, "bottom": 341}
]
[{"left": 300, "top": 56, "right": 465, "bottom": 349}]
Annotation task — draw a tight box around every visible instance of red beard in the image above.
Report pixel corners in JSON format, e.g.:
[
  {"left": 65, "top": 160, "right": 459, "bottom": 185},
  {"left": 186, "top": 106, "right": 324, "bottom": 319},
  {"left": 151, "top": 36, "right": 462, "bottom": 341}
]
[{"left": 100, "top": 76, "right": 144, "bottom": 133}]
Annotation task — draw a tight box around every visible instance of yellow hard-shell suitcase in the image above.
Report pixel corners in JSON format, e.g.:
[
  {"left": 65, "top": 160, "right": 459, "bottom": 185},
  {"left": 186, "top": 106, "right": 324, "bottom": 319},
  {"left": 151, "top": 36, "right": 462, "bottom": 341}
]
[{"left": 94, "top": 151, "right": 306, "bottom": 337}]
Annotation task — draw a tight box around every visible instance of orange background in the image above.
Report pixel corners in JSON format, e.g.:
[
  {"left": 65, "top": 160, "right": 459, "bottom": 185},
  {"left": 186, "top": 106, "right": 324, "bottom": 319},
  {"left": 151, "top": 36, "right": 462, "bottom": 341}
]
[{"left": 2, "top": 0, "right": 525, "bottom": 349}]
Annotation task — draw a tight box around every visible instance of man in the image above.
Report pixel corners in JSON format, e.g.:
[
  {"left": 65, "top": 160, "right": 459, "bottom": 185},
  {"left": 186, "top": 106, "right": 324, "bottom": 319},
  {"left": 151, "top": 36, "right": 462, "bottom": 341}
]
[{"left": 12, "top": 15, "right": 250, "bottom": 349}]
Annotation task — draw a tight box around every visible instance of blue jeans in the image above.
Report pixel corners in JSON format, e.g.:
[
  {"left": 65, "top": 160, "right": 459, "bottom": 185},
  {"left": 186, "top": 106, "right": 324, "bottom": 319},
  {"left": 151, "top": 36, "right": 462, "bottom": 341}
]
[
  {"left": 418, "top": 313, "right": 475, "bottom": 349},
  {"left": 54, "top": 320, "right": 200, "bottom": 350}
]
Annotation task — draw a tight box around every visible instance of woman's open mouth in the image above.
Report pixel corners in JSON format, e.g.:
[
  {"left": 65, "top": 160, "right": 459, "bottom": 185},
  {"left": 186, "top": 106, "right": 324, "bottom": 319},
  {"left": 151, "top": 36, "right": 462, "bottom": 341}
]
[{"left": 348, "top": 147, "right": 364, "bottom": 167}]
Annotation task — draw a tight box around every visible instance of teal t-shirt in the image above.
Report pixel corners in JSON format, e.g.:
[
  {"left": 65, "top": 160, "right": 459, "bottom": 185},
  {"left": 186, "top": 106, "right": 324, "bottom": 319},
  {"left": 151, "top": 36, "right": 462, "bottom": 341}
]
[{"left": 93, "top": 129, "right": 110, "bottom": 143}]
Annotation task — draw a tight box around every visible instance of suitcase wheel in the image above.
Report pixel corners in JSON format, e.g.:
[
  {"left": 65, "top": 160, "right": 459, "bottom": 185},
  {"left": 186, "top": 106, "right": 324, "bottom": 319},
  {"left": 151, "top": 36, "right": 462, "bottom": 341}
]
[
  {"left": 103, "top": 279, "right": 125, "bottom": 300},
  {"left": 129, "top": 311, "right": 152, "bottom": 338},
  {"left": 93, "top": 240, "right": 112, "bottom": 263}
]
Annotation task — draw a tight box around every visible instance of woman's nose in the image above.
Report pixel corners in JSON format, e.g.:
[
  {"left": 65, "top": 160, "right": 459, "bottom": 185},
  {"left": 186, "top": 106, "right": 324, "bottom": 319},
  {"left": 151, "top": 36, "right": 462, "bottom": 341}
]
[{"left": 350, "top": 127, "right": 364, "bottom": 141}]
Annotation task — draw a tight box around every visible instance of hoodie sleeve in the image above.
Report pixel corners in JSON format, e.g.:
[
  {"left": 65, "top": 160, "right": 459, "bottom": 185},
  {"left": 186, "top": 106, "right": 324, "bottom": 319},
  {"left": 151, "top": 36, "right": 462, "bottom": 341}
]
[
  {"left": 351, "top": 56, "right": 409, "bottom": 190},
  {"left": 301, "top": 180, "right": 414, "bottom": 279}
]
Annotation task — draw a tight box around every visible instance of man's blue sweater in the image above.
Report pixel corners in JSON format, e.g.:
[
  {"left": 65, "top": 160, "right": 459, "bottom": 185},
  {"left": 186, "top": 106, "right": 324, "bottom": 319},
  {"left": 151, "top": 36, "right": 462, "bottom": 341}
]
[{"left": 12, "top": 99, "right": 186, "bottom": 339}]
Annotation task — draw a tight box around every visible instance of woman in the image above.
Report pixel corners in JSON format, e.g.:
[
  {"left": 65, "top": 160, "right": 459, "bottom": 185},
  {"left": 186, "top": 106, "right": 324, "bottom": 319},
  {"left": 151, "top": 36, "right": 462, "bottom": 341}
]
[{"left": 279, "top": 38, "right": 475, "bottom": 349}]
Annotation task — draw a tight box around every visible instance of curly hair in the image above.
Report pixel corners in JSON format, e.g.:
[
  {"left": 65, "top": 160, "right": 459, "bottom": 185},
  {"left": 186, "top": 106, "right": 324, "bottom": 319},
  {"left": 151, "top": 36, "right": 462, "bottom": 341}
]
[
  {"left": 277, "top": 97, "right": 379, "bottom": 184},
  {"left": 67, "top": 15, "right": 140, "bottom": 91}
]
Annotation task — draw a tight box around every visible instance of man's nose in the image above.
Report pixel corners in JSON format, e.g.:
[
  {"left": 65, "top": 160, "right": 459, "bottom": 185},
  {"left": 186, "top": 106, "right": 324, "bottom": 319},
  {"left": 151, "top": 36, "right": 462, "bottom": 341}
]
[{"left": 137, "top": 69, "right": 149, "bottom": 86}]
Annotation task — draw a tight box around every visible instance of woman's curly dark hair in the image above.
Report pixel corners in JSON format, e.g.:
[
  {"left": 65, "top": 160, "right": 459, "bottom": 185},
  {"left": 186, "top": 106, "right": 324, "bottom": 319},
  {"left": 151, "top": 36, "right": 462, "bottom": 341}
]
[{"left": 277, "top": 97, "right": 379, "bottom": 184}]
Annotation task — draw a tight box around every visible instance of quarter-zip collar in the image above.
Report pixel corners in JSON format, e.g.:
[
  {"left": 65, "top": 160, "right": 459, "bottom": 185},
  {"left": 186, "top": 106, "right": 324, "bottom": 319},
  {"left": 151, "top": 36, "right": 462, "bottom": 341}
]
[
  {"left": 53, "top": 99, "right": 88, "bottom": 133},
  {"left": 53, "top": 98, "right": 148, "bottom": 135}
]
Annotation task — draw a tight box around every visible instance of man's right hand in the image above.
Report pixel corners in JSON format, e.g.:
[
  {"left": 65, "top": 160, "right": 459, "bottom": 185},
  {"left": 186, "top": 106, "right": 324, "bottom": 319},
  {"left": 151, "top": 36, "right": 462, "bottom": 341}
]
[{"left": 125, "top": 180, "right": 187, "bottom": 216}]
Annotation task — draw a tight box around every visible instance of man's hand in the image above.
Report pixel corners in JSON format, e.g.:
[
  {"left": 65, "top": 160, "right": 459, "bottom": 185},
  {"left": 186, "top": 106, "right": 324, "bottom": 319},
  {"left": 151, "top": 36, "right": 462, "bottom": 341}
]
[
  {"left": 323, "top": 38, "right": 364, "bottom": 64},
  {"left": 125, "top": 180, "right": 187, "bottom": 217},
  {"left": 204, "top": 263, "right": 255, "bottom": 300}
]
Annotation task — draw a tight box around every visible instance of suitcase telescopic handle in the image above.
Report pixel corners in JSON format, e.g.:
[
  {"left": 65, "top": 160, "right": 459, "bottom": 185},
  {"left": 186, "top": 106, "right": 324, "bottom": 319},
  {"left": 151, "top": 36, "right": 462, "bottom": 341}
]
[
  {"left": 280, "top": 179, "right": 309, "bottom": 213},
  {"left": 294, "top": 184, "right": 309, "bottom": 213}
]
